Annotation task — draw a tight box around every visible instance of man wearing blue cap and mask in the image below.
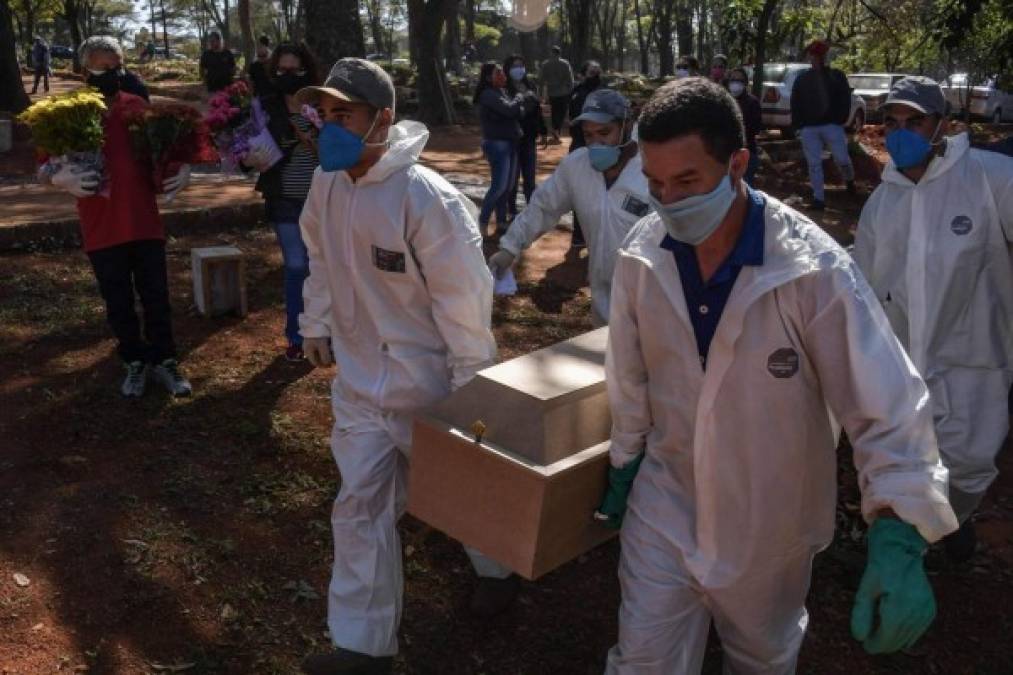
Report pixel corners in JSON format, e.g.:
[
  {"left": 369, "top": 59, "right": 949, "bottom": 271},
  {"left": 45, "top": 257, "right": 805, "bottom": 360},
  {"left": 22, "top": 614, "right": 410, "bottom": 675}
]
[
  {"left": 602, "top": 77, "right": 957, "bottom": 672},
  {"left": 488, "top": 88, "right": 650, "bottom": 326},
  {"left": 295, "top": 58, "right": 515, "bottom": 675},
  {"left": 854, "top": 76, "right": 1013, "bottom": 564}
]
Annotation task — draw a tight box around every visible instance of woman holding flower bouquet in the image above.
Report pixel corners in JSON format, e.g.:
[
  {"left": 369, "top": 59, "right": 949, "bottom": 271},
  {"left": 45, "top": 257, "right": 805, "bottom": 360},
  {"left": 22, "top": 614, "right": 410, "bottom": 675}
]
[
  {"left": 32, "top": 36, "right": 194, "bottom": 398},
  {"left": 244, "top": 42, "right": 322, "bottom": 362}
]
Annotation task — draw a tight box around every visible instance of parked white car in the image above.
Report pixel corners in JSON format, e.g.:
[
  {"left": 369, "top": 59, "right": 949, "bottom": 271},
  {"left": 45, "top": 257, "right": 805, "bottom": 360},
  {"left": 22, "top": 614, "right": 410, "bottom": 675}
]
[
  {"left": 753, "top": 63, "right": 866, "bottom": 137},
  {"left": 942, "top": 74, "right": 1012, "bottom": 123},
  {"left": 848, "top": 73, "right": 912, "bottom": 120}
]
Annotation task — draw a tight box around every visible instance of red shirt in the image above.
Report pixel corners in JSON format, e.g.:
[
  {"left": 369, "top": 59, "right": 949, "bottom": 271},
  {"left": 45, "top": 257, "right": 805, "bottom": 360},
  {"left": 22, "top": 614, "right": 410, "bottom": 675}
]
[{"left": 77, "top": 92, "right": 163, "bottom": 252}]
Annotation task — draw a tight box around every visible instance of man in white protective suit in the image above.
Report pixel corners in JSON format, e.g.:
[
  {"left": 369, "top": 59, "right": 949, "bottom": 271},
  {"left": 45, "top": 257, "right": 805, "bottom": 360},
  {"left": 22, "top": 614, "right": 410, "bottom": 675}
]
[
  {"left": 487, "top": 88, "right": 651, "bottom": 326},
  {"left": 294, "top": 58, "right": 515, "bottom": 675},
  {"left": 854, "top": 76, "right": 1013, "bottom": 563},
  {"left": 600, "top": 77, "right": 959, "bottom": 673}
]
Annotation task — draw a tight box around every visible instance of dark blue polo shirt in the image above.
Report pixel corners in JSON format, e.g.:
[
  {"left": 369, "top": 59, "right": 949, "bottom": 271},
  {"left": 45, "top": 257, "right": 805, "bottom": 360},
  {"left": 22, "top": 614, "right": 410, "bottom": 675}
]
[{"left": 660, "top": 188, "right": 766, "bottom": 369}]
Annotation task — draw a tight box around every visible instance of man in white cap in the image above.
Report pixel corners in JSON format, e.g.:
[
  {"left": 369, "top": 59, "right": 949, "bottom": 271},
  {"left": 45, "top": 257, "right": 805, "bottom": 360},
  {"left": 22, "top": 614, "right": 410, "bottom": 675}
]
[
  {"left": 295, "top": 58, "right": 514, "bottom": 675},
  {"left": 854, "top": 76, "right": 1013, "bottom": 562},
  {"left": 487, "top": 88, "right": 650, "bottom": 326}
]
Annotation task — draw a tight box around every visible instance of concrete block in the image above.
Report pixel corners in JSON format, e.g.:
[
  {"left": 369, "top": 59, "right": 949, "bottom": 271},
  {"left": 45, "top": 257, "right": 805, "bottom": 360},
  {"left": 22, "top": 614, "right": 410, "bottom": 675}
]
[{"left": 191, "top": 246, "right": 247, "bottom": 317}]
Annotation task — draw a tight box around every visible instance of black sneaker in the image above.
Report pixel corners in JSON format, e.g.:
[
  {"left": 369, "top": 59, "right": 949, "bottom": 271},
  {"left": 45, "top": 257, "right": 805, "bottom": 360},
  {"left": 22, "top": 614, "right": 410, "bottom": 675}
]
[
  {"left": 121, "top": 361, "right": 147, "bottom": 398},
  {"left": 469, "top": 574, "right": 520, "bottom": 617},
  {"left": 943, "top": 519, "right": 977, "bottom": 563},
  {"left": 301, "top": 648, "right": 393, "bottom": 675},
  {"left": 150, "top": 359, "right": 193, "bottom": 397},
  {"left": 846, "top": 180, "right": 857, "bottom": 196},
  {"left": 811, "top": 199, "right": 826, "bottom": 211}
]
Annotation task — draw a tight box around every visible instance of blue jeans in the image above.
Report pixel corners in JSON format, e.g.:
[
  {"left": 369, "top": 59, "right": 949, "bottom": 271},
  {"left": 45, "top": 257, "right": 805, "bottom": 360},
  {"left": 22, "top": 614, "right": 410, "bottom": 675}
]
[
  {"left": 267, "top": 198, "right": 309, "bottom": 347},
  {"left": 479, "top": 139, "right": 518, "bottom": 227},
  {"left": 508, "top": 136, "right": 538, "bottom": 216},
  {"left": 799, "top": 124, "right": 854, "bottom": 201}
]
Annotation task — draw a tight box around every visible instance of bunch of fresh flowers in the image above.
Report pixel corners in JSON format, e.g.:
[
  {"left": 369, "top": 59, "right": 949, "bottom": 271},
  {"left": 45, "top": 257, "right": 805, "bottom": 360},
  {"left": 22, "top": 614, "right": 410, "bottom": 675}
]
[
  {"left": 123, "top": 102, "right": 216, "bottom": 190},
  {"left": 17, "top": 87, "right": 108, "bottom": 188},
  {"left": 204, "top": 80, "right": 282, "bottom": 172}
]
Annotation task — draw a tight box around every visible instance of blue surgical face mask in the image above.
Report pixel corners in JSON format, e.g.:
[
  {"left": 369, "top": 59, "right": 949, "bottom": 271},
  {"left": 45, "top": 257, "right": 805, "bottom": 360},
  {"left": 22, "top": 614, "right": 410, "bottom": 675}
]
[
  {"left": 885, "top": 125, "right": 938, "bottom": 170},
  {"left": 318, "top": 112, "right": 382, "bottom": 172},
  {"left": 509, "top": 66, "right": 526, "bottom": 81},
  {"left": 650, "top": 171, "right": 736, "bottom": 245},
  {"left": 588, "top": 144, "right": 622, "bottom": 171}
]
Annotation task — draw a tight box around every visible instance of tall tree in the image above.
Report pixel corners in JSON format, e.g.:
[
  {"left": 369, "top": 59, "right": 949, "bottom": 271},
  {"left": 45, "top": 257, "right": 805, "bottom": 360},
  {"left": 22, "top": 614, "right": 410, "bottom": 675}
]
[
  {"left": 443, "top": 0, "right": 460, "bottom": 73},
  {"left": 364, "top": 0, "right": 387, "bottom": 53},
  {"left": 752, "top": 0, "right": 779, "bottom": 98},
  {"left": 408, "top": 0, "right": 452, "bottom": 125},
  {"left": 237, "top": 0, "right": 254, "bottom": 65},
  {"left": 1, "top": 0, "right": 30, "bottom": 113},
  {"left": 652, "top": 0, "right": 675, "bottom": 75},
  {"left": 304, "top": 0, "right": 364, "bottom": 67},
  {"left": 633, "top": 0, "right": 650, "bottom": 74},
  {"left": 61, "top": 0, "right": 83, "bottom": 70},
  {"left": 563, "top": 0, "right": 592, "bottom": 66}
]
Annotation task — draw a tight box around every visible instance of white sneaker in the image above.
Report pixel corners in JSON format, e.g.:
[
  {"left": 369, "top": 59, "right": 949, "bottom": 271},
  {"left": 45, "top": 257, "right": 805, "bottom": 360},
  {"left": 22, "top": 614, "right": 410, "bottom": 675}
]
[
  {"left": 121, "top": 361, "right": 147, "bottom": 398},
  {"left": 150, "top": 359, "right": 192, "bottom": 397}
]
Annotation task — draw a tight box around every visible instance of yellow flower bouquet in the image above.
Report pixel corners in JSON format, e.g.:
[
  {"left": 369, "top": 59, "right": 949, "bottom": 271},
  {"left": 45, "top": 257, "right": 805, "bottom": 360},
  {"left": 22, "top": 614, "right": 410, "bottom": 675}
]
[{"left": 17, "top": 87, "right": 108, "bottom": 189}]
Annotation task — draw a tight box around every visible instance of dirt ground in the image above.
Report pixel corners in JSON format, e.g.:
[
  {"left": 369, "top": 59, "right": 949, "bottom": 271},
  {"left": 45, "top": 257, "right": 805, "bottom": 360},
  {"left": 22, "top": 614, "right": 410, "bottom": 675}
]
[{"left": 2, "top": 89, "right": 1012, "bottom": 674}]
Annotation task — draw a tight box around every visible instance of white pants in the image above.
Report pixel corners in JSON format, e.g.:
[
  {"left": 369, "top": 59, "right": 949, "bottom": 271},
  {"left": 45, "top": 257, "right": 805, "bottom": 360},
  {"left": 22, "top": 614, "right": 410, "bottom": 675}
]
[
  {"left": 927, "top": 367, "right": 1012, "bottom": 521},
  {"left": 800, "top": 124, "right": 854, "bottom": 202},
  {"left": 327, "top": 399, "right": 511, "bottom": 657},
  {"left": 606, "top": 509, "right": 812, "bottom": 675}
]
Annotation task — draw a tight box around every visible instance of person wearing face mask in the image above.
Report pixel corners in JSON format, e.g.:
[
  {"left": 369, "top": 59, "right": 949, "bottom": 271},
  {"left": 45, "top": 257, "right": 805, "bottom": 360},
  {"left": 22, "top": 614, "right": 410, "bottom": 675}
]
[
  {"left": 727, "top": 66, "right": 762, "bottom": 186},
  {"left": 675, "top": 56, "right": 700, "bottom": 79},
  {"left": 488, "top": 88, "right": 650, "bottom": 327},
  {"left": 504, "top": 54, "right": 548, "bottom": 222},
  {"left": 474, "top": 61, "right": 535, "bottom": 233},
  {"left": 854, "top": 77, "right": 1013, "bottom": 564},
  {"left": 38, "top": 36, "right": 192, "bottom": 398},
  {"left": 294, "top": 58, "right": 515, "bottom": 675},
  {"left": 242, "top": 42, "right": 321, "bottom": 361},
  {"left": 602, "top": 78, "right": 957, "bottom": 672},
  {"left": 199, "top": 31, "right": 236, "bottom": 94}
]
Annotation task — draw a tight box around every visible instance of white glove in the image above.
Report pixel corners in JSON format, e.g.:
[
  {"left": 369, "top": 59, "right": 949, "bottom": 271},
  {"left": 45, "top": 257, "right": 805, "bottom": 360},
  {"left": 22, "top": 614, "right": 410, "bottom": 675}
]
[
  {"left": 162, "top": 164, "right": 191, "bottom": 204},
  {"left": 303, "top": 337, "right": 334, "bottom": 368},
  {"left": 51, "top": 164, "right": 99, "bottom": 198},
  {"left": 243, "top": 145, "right": 273, "bottom": 172},
  {"left": 487, "top": 249, "right": 517, "bottom": 280}
]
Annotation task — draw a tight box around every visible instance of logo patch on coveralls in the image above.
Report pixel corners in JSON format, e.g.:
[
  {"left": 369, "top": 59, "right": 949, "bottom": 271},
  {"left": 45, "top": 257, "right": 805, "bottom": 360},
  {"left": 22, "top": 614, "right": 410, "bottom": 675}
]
[
  {"left": 622, "top": 195, "right": 650, "bottom": 217},
  {"left": 767, "top": 348, "right": 800, "bottom": 378},
  {"left": 950, "top": 215, "right": 973, "bottom": 235},
  {"left": 372, "top": 246, "right": 406, "bottom": 273}
]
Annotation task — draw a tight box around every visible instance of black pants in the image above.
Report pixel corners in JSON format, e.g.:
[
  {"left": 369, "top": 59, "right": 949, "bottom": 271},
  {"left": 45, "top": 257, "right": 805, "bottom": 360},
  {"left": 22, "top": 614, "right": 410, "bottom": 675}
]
[
  {"left": 32, "top": 69, "right": 49, "bottom": 92},
  {"left": 87, "top": 239, "right": 176, "bottom": 364},
  {"left": 549, "top": 95, "right": 569, "bottom": 134}
]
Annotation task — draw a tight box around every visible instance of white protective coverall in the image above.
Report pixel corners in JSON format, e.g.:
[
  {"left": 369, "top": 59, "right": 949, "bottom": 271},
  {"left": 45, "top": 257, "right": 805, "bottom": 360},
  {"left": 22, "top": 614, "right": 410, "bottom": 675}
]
[
  {"left": 299, "top": 120, "right": 509, "bottom": 658},
  {"left": 605, "top": 195, "right": 958, "bottom": 673},
  {"left": 498, "top": 147, "right": 651, "bottom": 326},
  {"left": 854, "top": 133, "right": 1013, "bottom": 522}
]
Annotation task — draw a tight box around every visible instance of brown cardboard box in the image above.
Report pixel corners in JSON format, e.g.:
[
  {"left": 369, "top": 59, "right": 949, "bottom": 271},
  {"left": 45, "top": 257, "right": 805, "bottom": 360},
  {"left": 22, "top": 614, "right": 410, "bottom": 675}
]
[{"left": 408, "top": 328, "right": 617, "bottom": 580}]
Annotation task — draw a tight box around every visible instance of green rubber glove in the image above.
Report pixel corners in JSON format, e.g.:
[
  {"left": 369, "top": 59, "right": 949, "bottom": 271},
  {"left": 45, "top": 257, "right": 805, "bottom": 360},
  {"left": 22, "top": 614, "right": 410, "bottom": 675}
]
[
  {"left": 851, "top": 518, "right": 936, "bottom": 654},
  {"left": 594, "top": 453, "right": 644, "bottom": 530}
]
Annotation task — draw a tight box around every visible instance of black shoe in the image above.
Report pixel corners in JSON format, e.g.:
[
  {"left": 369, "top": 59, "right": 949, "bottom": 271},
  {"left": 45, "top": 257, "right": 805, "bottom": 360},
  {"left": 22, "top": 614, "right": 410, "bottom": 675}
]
[
  {"left": 469, "top": 574, "right": 520, "bottom": 617},
  {"left": 846, "top": 180, "right": 857, "bottom": 196},
  {"left": 943, "top": 520, "right": 977, "bottom": 563},
  {"left": 810, "top": 199, "right": 826, "bottom": 211},
  {"left": 301, "top": 648, "right": 393, "bottom": 675}
]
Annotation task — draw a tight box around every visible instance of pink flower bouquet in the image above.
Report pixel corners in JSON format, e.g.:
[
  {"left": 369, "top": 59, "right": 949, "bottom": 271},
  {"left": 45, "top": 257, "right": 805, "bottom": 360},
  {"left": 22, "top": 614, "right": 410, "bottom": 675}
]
[{"left": 204, "top": 80, "right": 282, "bottom": 173}]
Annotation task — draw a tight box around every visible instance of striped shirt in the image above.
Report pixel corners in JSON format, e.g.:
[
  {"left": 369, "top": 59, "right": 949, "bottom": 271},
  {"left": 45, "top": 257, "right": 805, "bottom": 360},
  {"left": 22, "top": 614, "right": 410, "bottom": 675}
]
[{"left": 281, "top": 113, "right": 317, "bottom": 201}]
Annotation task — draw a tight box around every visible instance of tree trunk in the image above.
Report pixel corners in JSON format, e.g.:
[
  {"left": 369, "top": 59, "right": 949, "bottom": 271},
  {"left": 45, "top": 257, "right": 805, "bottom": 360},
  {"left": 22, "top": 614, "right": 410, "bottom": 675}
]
[
  {"left": 1, "top": 0, "right": 30, "bottom": 114},
  {"left": 443, "top": 0, "right": 461, "bottom": 74},
  {"left": 62, "top": 0, "right": 82, "bottom": 71},
  {"left": 634, "top": 0, "right": 649, "bottom": 74},
  {"left": 464, "top": 0, "right": 474, "bottom": 43},
  {"left": 519, "top": 29, "right": 536, "bottom": 69},
  {"left": 564, "top": 0, "right": 592, "bottom": 66},
  {"left": 304, "top": 0, "right": 365, "bottom": 68},
  {"left": 409, "top": 0, "right": 452, "bottom": 126},
  {"left": 653, "top": 0, "right": 674, "bottom": 75},
  {"left": 159, "top": 0, "right": 169, "bottom": 51},
  {"left": 752, "top": 0, "right": 778, "bottom": 98},
  {"left": 674, "top": 5, "right": 691, "bottom": 62},
  {"left": 238, "top": 0, "right": 254, "bottom": 67},
  {"left": 366, "top": 0, "right": 386, "bottom": 53}
]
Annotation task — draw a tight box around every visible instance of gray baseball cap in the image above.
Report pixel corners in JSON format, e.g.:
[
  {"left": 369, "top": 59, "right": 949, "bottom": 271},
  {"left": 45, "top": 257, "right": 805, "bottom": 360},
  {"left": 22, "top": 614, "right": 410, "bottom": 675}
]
[
  {"left": 296, "top": 57, "right": 395, "bottom": 111},
  {"left": 572, "top": 88, "right": 630, "bottom": 124},
  {"left": 884, "top": 76, "right": 946, "bottom": 116}
]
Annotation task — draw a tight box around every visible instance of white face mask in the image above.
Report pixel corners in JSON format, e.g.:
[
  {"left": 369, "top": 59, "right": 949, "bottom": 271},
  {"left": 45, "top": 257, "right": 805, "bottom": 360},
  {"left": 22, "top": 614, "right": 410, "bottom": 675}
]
[{"left": 729, "top": 82, "right": 746, "bottom": 97}]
